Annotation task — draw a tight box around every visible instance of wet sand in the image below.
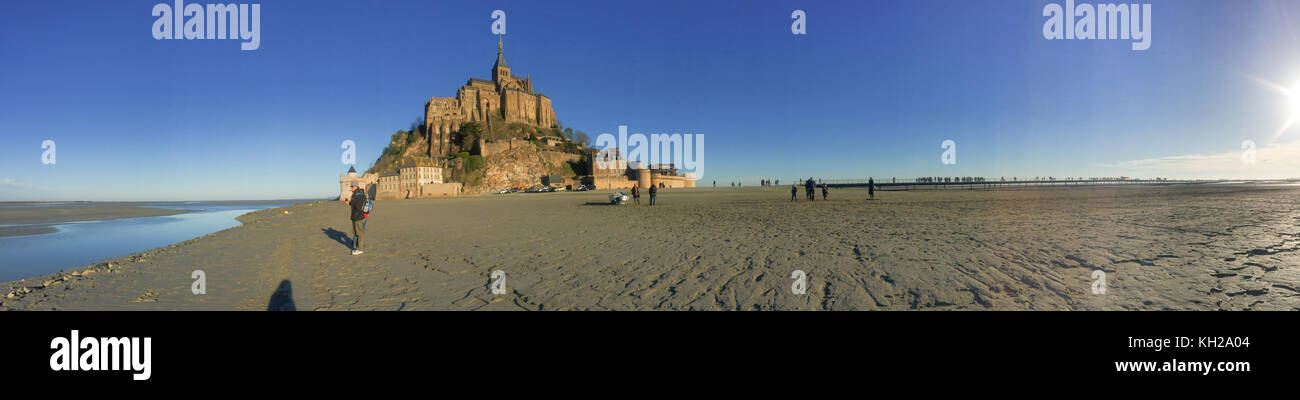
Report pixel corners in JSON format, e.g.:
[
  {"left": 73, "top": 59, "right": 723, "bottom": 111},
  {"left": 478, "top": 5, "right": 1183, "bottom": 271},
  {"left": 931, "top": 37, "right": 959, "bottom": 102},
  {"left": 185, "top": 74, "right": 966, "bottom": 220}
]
[
  {"left": 0, "top": 204, "right": 191, "bottom": 237},
  {"left": 3, "top": 184, "right": 1297, "bottom": 310}
]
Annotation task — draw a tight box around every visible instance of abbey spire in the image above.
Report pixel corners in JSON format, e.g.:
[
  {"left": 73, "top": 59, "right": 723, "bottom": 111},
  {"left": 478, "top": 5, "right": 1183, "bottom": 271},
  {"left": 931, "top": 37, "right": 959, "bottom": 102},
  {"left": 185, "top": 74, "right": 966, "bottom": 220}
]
[
  {"left": 425, "top": 37, "right": 555, "bottom": 157},
  {"left": 493, "top": 35, "right": 510, "bottom": 84}
]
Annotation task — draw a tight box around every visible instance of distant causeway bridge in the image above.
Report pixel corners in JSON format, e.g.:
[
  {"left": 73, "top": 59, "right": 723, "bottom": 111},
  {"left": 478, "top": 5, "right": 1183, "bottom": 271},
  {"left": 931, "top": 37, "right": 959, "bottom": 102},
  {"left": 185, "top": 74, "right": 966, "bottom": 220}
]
[{"left": 817, "top": 178, "right": 1211, "bottom": 191}]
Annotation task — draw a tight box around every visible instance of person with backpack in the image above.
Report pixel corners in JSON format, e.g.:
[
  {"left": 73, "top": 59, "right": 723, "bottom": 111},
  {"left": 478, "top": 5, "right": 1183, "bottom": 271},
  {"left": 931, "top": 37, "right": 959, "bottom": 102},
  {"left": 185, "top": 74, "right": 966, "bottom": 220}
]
[
  {"left": 344, "top": 180, "right": 368, "bottom": 255},
  {"left": 648, "top": 184, "right": 658, "bottom": 206}
]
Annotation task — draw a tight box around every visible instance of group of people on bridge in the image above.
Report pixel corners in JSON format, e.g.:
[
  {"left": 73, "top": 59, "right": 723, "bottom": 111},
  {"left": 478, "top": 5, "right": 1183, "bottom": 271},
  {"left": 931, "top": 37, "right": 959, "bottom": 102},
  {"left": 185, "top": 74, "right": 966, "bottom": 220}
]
[{"left": 789, "top": 177, "right": 876, "bottom": 201}]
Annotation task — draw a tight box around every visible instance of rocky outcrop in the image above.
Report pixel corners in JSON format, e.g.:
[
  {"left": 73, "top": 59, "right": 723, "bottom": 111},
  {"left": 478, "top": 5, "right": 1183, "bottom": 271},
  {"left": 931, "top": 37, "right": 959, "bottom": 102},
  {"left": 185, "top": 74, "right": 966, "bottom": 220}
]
[{"left": 477, "top": 145, "right": 580, "bottom": 193}]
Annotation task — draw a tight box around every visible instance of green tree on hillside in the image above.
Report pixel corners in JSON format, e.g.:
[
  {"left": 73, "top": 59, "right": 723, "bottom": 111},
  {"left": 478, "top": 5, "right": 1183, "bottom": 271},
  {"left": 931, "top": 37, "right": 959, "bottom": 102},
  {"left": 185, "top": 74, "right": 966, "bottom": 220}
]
[
  {"left": 384, "top": 130, "right": 408, "bottom": 156},
  {"left": 454, "top": 122, "right": 482, "bottom": 154}
]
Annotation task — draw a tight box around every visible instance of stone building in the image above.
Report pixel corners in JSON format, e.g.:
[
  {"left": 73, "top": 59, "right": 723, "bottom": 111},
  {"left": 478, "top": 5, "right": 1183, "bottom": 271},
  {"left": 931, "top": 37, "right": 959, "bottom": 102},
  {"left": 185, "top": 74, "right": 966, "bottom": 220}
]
[
  {"left": 375, "top": 157, "right": 460, "bottom": 200},
  {"left": 585, "top": 148, "right": 696, "bottom": 190},
  {"left": 425, "top": 36, "right": 556, "bottom": 156},
  {"left": 399, "top": 157, "right": 442, "bottom": 190},
  {"left": 338, "top": 166, "right": 378, "bottom": 201},
  {"left": 377, "top": 172, "right": 401, "bottom": 197},
  {"left": 538, "top": 136, "right": 564, "bottom": 147}
]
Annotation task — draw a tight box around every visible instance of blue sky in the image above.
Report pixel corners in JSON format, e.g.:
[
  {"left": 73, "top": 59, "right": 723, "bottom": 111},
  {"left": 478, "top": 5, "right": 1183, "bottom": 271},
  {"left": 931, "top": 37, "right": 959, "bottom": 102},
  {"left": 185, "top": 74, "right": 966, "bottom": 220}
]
[{"left": 2, "top": 0, "right": 1299, "bottom": 201}]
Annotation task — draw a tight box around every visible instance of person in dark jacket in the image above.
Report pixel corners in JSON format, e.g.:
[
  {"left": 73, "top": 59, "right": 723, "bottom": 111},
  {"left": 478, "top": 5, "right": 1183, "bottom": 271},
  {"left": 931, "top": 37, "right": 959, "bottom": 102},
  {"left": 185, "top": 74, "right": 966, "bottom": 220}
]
[
  {"left": 632, "top": 185, "right": 641, "bottom": 205},
  {"left": 790, "top": 184, "right": 797, "bottom": 201},
  {"left": 821, "top": 184, "right": 828, "bottom": 200},
  {"left": 805, "top": 177, "right": 815, "bottom": 201},
  {"left": 648, "top": 184, "right": 658, "bottom": 206},
  {"left": 344, "top": 181, "right": 367, "bottom": 255},
  {"left": 868, "top": 177, "right": 876, "bottom": 200}
]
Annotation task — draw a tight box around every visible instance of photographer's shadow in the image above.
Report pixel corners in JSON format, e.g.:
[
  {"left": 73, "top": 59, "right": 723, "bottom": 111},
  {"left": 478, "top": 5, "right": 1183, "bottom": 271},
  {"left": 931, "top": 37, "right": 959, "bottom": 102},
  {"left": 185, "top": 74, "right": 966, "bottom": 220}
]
[{"left": 267, "top": 280, "right": 296, "bottom": 311}]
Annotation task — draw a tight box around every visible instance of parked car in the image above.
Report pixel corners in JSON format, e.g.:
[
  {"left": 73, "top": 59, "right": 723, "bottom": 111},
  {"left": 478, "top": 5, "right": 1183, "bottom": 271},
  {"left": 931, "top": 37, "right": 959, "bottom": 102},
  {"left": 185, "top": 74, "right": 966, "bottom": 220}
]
[
  {"left": 609, "top": 192, "right": 629, "bottom": 204},
  {"left": 497, "top": 189, "right": 510, "bottom": 194}
]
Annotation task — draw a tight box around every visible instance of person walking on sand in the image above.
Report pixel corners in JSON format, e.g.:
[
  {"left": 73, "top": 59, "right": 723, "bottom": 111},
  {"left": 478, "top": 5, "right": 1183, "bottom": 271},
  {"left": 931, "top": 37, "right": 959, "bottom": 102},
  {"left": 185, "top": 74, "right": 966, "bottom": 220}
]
[
  {"left": 806, "top": 177, "right": 815, "bottom": 201},
  {"left": 344, "top": 180, "right": 367, "bottom": 255},
  {"left": 632, "top": 184, "right": 641, "bottom": 205},
  {"left": 868, "top": 177, "right": 876, "bottom": 200},
  {"left": 822, "top": 183, "right": 828, "bottom": 201},
  {"left": 791, "top": 184, "right": 798, "bottom": 201},
  {"left": 648, "top": 184, "right": 658, "bottom": 206}
]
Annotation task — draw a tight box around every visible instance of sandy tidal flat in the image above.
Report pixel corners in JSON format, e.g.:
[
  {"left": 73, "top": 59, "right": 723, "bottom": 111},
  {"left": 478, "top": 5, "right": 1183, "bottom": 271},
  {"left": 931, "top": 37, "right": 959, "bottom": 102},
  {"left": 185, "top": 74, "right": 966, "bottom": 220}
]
[
  {"left": 3, "top": 184, "right": 1298, "bottom": 310},
  {"left": 0, "top": 204, "right": 189, "bottom": 237}
]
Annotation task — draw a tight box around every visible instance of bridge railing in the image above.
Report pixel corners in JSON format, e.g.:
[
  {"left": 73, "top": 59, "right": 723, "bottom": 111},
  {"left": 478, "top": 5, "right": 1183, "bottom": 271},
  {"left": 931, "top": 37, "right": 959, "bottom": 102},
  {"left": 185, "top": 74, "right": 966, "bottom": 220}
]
[{"left": 811, "top": 178, "right": 1197, "bottom": 190}]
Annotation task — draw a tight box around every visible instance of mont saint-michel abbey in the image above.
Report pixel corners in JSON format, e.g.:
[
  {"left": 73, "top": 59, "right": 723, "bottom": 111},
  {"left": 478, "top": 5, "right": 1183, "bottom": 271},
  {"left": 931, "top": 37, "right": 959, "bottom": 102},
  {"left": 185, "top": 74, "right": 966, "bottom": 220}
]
[
  {"left": 339, "top": 37, "right": 694, "bottom": 201},
  {"left": 425, "top": 36, "right": 556, "bottom": 156}
]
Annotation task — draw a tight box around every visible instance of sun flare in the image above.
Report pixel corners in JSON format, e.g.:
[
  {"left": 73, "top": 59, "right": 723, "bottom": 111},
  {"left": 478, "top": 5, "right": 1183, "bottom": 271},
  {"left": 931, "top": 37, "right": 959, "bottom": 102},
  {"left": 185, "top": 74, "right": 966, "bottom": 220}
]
[{"left": 1247, "top": 74, "right": 1300, "bottom": 141}]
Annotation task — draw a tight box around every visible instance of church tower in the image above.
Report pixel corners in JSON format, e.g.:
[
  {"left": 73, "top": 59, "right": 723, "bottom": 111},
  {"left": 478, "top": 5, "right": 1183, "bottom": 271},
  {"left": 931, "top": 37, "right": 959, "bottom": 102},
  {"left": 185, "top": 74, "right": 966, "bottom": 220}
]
[{"left": 492, "top": 35, "right": 510, "bottom": 86}]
